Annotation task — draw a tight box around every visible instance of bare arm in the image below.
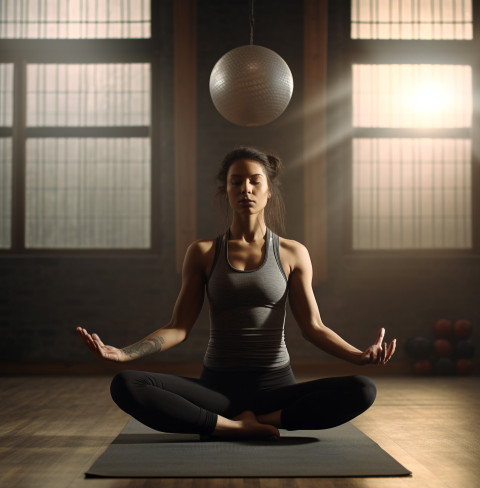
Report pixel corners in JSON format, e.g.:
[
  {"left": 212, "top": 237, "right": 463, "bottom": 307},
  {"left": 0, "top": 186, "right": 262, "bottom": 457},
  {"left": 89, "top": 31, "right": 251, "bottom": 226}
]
[
  {"left": 286, "top": 241, "right": 396, "bottom": 365},
  {"left": 77, "top": 240, "right": 213, "bottom": 362}
]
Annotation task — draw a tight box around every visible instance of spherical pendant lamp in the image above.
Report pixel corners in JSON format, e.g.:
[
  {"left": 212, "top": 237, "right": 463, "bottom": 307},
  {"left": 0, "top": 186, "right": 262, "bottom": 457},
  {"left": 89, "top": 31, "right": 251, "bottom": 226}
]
[
  {"left": 209, "top": 44, "right": 294, "bottom": 127},
  {"left": 209, "top": 0, "right": 294, "bottom": 127}
]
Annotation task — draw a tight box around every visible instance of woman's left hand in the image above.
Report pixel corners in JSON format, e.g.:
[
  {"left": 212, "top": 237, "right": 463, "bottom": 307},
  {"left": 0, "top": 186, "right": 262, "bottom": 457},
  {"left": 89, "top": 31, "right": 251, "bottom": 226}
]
[{"left": 359, "top": 328, "right": 396, "bottom": 365}]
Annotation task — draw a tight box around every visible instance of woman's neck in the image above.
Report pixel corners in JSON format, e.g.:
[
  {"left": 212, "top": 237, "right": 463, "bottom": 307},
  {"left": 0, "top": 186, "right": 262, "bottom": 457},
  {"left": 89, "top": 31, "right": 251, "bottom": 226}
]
[{"left": 229, "top": 217, "right": 266, "bottom": 243}]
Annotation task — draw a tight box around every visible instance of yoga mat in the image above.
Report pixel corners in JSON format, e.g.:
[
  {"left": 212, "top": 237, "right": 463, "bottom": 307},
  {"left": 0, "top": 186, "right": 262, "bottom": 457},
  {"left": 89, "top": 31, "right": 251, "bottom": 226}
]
[{"left": 86, "top": 418, "right": 411, "bottom": 478}]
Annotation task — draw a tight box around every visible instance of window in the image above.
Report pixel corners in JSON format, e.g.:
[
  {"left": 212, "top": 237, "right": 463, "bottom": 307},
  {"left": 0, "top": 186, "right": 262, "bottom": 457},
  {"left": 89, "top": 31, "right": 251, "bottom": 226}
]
[
  {"left": 25, "top": 63, "right": 151, "bottom": 249},
  {"left": 0, "top": 0, "right": 150, "bottom": 39},
  {"left": 0, "top": 138, "right": 12, "bottom": 249},
  {"left": 351, "top": 0, "right": 473, "bottom": 40},
  {"left": 353, "top": 138, "right": 471, "bottom": 249},
  {"left": 347, "top": 0, "right": 476, "bottom": 251},
  {"left": 0, "top": 64, "right": 13, "bottom": 248},
  {"left": 352, "top": 64, "right": 472, "bottom": 129},
  {"left": 27, "top": 64, "right": 150, "bottom": 126},
  {"left": 0, "top": 0, "right": 162, "bottom": 252},
  {"left": 26, "top": 137, "right": 150, "bottom": 248}
]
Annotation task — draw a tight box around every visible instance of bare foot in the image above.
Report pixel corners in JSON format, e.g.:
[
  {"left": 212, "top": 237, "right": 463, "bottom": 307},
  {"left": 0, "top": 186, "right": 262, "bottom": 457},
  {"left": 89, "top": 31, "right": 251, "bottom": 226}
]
[{"left": 211, "top": 411, "right": 280, "bottom": 441}]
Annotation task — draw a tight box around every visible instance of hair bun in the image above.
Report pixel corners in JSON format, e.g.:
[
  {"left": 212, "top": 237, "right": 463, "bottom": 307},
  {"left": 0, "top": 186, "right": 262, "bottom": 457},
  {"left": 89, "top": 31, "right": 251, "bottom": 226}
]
[{"left": 266, "top": 154, "right": 282, "bottom": 178}]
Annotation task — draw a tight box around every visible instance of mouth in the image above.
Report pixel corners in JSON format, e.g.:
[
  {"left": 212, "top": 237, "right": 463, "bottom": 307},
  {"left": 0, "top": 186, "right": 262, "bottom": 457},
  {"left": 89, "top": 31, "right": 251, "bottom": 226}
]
[{"left": 239, "top": 199, "right": 255, "bottom": 206}]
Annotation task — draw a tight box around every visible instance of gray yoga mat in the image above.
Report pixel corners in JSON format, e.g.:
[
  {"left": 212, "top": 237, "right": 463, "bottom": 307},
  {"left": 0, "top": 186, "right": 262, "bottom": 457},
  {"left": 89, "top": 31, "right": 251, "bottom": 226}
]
[{"left": 86, "top": 418, "right": 411, "bottom": 478}]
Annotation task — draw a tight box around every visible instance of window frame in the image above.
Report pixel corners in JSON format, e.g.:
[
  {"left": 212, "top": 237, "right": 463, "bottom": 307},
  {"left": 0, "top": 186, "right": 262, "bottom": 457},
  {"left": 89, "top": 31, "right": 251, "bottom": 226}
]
[
  {"left": 0, "top": 1, "right": 168, "bottom": 255},
  {"left": 331, "top": 0, "right": 480, "bottom": 256}
]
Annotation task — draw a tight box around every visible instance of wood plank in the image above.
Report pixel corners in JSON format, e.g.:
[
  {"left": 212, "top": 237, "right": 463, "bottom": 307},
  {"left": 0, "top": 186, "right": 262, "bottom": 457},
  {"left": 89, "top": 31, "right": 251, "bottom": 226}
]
[
  {"left": 1, "top": 375, "right": 479, "bottom": 487},
  {"left": 0, "top": 360, "right": 413, "bottom": 376}
]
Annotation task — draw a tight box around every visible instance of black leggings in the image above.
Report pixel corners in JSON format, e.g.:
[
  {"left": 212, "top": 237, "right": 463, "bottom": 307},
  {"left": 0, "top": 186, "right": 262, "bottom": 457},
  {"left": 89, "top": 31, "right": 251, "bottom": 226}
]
[{"left": 110, "top": 365, "right": 376, "bottom": 436}]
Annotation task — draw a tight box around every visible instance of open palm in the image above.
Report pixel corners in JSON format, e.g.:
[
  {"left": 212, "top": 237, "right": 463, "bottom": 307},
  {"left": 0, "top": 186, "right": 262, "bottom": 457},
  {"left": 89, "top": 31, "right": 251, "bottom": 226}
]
[
  {"left": 77, "top": 327, "right": 126, "bottom": 362},
  {"left": 359, "top": 328, "right": 396, "bottom": 365}
]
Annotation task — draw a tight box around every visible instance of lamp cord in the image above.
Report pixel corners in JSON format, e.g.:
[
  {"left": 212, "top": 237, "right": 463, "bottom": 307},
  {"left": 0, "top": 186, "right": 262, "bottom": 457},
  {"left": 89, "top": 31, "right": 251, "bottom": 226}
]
[{"left": 249, "top": 0, "right": 255, "bottom": 45}]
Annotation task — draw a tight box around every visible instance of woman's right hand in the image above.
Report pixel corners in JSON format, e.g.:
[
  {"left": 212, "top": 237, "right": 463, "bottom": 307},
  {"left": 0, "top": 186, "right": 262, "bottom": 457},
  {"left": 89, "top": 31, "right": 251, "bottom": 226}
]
[{"left": 76, "top": 327, "right": 128, "bottom": 362}]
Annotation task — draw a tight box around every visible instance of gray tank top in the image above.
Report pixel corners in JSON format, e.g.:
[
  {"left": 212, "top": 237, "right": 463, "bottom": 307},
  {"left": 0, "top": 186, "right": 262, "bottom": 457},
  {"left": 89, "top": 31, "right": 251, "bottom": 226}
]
[{"left": 204, "top": 228, "right": 290, "bottom": 370}]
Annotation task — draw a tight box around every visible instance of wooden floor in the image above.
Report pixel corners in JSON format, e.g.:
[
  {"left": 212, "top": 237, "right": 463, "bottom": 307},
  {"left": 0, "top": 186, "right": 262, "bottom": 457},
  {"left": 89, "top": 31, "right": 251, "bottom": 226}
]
[{"left": 1, "top": 372, "right": 479, "bottom": 488}]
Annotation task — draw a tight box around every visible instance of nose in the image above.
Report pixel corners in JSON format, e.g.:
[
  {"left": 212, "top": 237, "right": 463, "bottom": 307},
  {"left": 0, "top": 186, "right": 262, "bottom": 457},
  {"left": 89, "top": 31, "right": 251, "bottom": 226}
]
[{"left": 241, "top": 180, "right": 252, "bottom": 194}]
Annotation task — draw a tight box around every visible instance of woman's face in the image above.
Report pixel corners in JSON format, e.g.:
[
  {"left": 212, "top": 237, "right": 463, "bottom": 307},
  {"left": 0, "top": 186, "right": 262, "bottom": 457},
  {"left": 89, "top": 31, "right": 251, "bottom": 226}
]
[{"left": 226, "top": 158, "right": 271, "bottom": 217}]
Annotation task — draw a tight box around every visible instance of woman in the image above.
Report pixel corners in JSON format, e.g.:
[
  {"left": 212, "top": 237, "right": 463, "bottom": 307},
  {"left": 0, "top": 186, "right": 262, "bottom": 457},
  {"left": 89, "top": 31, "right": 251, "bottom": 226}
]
[{"left": 77, "top": 146, "right": 396, "bottom": 441}]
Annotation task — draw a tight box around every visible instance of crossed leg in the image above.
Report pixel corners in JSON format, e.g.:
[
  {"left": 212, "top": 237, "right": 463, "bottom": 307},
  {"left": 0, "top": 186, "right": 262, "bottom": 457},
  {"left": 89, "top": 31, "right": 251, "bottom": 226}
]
[
  {"left": 110, "top": 371, "right": 376, "bottom": 439},
  {"left": 254, "top": 375, "right": 377, "bottom": 430},
  {"left": 110, "top": 370, "right": 278, "bottom": 438}
]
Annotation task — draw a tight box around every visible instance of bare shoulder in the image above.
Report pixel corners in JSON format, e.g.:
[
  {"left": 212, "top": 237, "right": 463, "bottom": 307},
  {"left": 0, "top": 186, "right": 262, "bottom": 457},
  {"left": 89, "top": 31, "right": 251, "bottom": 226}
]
[
  {"left": 188, "top": 238, "right": 216, "bottom": 255},
  {"left": 279, "top": 237, "right": 309, "bottom": 258},
  {"left": 184, "top": 238, "right": 217, "bottom": 278},
  {"left": 278, "top": 237, "right": 312, "bottom": 275}
]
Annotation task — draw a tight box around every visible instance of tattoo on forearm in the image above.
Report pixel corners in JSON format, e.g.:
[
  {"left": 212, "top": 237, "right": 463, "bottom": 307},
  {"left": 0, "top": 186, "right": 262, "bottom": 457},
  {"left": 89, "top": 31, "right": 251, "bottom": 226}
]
[{"left": 122, "top": 336, "right": 166, "bottom": 359}]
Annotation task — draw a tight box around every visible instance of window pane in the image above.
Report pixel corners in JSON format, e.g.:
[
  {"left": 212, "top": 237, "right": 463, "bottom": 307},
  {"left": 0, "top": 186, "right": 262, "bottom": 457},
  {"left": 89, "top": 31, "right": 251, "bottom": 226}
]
[
  {"left": 27, "top": 64, "right": 150, "bottom": 127},
  {"left": 0, "top": 64, "right": 14, "bottom": 126},
  {"left": 0, "top": 0, "right": 151, "bottom": 39},
  {"left": 351, "top": 0, "right": 473, "bottom": 39},
  {"left": 353, "top": 64, "right": 472, "bottom": 129},
  {"left": 353, "top": 138, "right": 471, "bottom": 250},
  {"left": 0, "top": 139, "right": 12, "bottom": 248},
  {"left": 26, "top": 138, "right": 150, "bottom": 248}
]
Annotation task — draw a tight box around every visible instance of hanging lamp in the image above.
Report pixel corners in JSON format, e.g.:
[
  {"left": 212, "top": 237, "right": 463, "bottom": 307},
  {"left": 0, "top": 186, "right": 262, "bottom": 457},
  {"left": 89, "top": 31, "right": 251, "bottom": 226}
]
[{"left": 209, "top": 0, "right": 294, "bottom": 127}]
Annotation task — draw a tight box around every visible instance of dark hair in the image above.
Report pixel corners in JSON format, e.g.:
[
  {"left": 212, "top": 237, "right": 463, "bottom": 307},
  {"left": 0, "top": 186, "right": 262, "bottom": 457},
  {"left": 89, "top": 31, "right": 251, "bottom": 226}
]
[{"left": 215, "top": 146, "right": 286, "bottom": 236}]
